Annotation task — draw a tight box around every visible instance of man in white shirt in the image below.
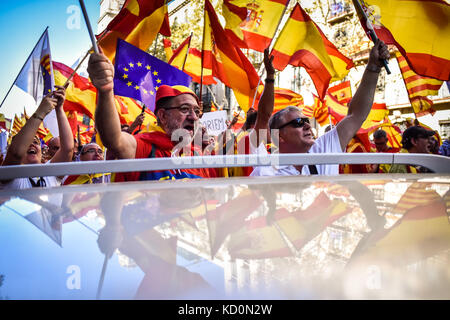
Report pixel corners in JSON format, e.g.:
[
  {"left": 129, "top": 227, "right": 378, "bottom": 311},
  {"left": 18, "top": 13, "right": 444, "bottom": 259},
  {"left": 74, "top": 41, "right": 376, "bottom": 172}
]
[{"left": 251, "top": 40, "right": 390, "bottom": 176}]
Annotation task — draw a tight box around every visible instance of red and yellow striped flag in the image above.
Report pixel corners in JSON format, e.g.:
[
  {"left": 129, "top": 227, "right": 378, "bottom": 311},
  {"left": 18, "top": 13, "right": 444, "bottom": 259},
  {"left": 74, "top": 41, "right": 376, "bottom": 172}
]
[
  {"left": 254, "top": 86, "right": 304, "bottom": 114},
  {"left": 203, "top": 0, "right": 260, "bottom": 111},
  {"left": 97, "top": 0, "right": 171, "bottom": 62},
  {"left": 168, "top": 35, "right": 191, "bottom": 70},
  {"left": 222, "top": 0, "right": 289, "bottom": 52},
  {"left": 356, "top": 0, "right": 450, "bottom": 80},
  {"left": 271, "top": 4, "right": 354, "bottom": 100},
  {"left": 0, "top": 113, "right": 11, "bottom": 131},
  {"left": 328, "top": 80, "right": 352, "bottom": 105},
  {"left": 162, "top": 38, "right": 173, "bottom": 61},
  {"left": 395, "top": 51, "right": 443, "bottom": 118}
]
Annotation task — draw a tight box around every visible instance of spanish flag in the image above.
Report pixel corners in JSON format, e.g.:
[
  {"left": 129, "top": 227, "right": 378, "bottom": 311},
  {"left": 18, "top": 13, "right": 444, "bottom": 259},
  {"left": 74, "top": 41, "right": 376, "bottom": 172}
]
[
  {"left": 0, "top": 113, "right": 11, "bottom": 131},
  {"left": 328, "top": 80, "right": 352, "bottom": 105},
  {"left": 395, "top": 51, "right": 443, "bottom": 118},
  {"left": 355, "top": 0, "right": 450, "bottom": 80},
  {"left": 376, "top": 118, "right": 403, "bottom": 149},
  {"left": 97, "top": 0, "right": 171, "bottom": 62},
  {"left": 162, "top": 38, "right": 173, "bottom": 61},
  {"left": 203, "top": 0, "right": 260, "bottom": 111},
  {"left": 222, "top": 0, "right": 289, "bottom": 52},
  {"left": 167, "top": 36, "right": 216, "bottom": 85},
  {"left": 271, "top": 4, "right": 354, "bottom": 100},
  {"left": 168, "top": 35, "right": 191, "bottom": 70}
]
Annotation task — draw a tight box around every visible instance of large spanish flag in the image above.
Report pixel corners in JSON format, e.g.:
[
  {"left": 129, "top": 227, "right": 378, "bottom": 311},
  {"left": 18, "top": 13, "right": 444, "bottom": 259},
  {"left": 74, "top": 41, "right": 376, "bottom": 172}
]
[
  {"left": 356, "top": 0, "right": 450, "bottom": 80},
  {"left": 97, "top": 0, "right": 171, "bottom": 62},
  {"left": 395, "top": 51, "right": 443, "bottom": 117},
  {"left": 222, "top": 0, "right": 289, "bottom": 52},
  {"left": 271, "top": 4, "right": 354, "bottom": 100},
  {"left": 203, "top": 0, "right": 260, "bottom": 111},
  {"left": 168, "top": 35, "right": 191, "bottom": 70}
]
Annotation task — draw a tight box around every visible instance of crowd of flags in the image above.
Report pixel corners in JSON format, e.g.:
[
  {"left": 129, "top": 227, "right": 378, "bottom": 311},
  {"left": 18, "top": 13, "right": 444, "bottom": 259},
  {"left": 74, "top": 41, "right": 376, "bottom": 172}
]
[{"left": 0, "top": 0, "right": 449, "bottom": 150}]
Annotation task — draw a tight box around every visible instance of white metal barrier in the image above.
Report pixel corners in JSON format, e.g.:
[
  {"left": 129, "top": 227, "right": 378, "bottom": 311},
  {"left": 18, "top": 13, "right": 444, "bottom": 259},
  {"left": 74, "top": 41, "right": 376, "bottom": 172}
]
[{"left": 0, "top": 153, "right": 449, "bottom": 180}]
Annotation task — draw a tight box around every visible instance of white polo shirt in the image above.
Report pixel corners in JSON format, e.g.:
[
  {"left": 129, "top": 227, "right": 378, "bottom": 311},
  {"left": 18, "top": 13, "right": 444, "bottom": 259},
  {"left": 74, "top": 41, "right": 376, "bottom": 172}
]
[{"left": 250, "top": 128, "right": 343, "bottom": 176}]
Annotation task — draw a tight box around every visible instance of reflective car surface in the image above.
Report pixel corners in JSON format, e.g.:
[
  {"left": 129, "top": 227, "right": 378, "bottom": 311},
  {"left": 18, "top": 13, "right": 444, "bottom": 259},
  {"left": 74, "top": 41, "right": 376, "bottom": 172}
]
[{"left": 1, "top": 174, "right": 449, "bottom": 300}]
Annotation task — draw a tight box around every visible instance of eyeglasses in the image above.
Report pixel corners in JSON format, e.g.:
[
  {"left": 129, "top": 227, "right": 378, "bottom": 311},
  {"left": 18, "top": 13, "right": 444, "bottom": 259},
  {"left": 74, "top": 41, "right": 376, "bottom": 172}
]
[
  {"left": 165, "top": 105, "right": 202, "bottom": 117},
  {"left": 277, "top": 117, "right": 310, "bottom": 130},
  {"left": 82, "top": 148, "right": 103, "bottom": 155}
]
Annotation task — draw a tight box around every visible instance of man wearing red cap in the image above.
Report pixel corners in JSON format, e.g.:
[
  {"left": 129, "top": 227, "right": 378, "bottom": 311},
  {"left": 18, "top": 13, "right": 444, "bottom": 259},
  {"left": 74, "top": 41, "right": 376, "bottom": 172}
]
[{"left": 87, "top": 51, "right": 219, "bottom": 180}]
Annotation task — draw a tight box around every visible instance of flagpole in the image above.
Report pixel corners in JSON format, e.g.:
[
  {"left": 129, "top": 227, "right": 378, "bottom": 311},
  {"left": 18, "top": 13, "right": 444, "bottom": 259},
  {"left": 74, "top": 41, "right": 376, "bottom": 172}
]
[
  {"left": 353, "top": 0, "right": 390, "bottom": 74},
  {"left": 182, "top": 32, "right": 193, "bottom": 72},
  {"left": 79, "top": 0, "right": 99, "bottom": 54},
  {"left": 249, "top": 1, "right": 291, "bottom": 111},
  {"left": 199, "top": 1, "right": 207, "bottom": 107},
  {"left": 0, "top": 27, "right": 49, "bottom": 109}
]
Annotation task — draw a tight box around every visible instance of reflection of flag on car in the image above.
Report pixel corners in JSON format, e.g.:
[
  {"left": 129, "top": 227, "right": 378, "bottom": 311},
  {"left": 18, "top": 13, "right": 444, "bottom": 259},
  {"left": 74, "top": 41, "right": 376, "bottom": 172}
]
[
  {"left": 228, "top": 192, "right": 351, "bottom": 259},
  {"left": 24, "top": 208, "right": 62, "bottom": 247},
  {"left": 114, "top": 39, "right": 192, "bottom": 112},
  {"left": 206, "top": 189, "right": 263, "bottom": 257}
]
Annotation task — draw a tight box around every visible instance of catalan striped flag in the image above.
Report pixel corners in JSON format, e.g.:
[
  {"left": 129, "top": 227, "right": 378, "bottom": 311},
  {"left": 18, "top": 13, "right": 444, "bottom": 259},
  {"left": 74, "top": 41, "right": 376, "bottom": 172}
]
[
  {"left": 97, "top": 0, "right": 171, "bottom": 62},
  {"left": 254, "top": 87, "right": 304, "bottom": 114},
  {"left": 203, "top": 0, "right": 260, "bottom": 111},
  {"left": 222, "top": 0, "right": 289, "bottom": 52},
  {"left": 395, "top": 51, "right": 443, "bottom": 118},
  {"left": 376, "top": 118, "right": 403, "bottom": 150},
  {"left": 355, "top": 0, "right": 450, "bottom": 81},
  {"left": 328, "top": 80, "right": 352, "bottom": 105},
  {"left": 271, "top": 4, "right": 354, "bottom": 100}
]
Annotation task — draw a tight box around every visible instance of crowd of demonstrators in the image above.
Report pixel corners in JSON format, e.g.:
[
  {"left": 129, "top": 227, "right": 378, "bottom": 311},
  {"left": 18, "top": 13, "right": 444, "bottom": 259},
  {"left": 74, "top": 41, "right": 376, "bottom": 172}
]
[
  {"left": 0, "top": 86, "right": 73, "bottom": 188},
  {"left": 1, "top": 40, "right": 448, "bottom": 189}
]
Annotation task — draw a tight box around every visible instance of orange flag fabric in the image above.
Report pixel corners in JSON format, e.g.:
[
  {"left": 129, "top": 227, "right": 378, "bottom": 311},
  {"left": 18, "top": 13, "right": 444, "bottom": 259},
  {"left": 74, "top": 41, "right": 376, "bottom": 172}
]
[
  {"left": 222, "top": 0, "right": 289, "bottom": 52},
  {"left": 271, "top": 3, "right": 354, "bottom": 100},
  {"left": 163, "top": 38, "right": 173, "bottom": 61},
  {"left": 97, "top": 0, "right": 171, "bottom": 62},
  {"left": 203, "top": 0, "right": 260, "bottom": 111}
]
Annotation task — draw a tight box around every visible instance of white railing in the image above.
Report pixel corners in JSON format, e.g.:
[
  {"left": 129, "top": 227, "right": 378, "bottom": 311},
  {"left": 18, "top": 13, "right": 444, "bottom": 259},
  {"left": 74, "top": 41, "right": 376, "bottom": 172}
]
[{"left": 0, "top": 153, "right": 449, "bottom": 180}]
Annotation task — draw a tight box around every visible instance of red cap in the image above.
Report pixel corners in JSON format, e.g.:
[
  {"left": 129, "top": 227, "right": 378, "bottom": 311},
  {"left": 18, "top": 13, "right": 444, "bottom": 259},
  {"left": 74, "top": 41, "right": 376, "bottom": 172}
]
[{"left": 155, "top": 85, "right": 199, "bottom": 110}]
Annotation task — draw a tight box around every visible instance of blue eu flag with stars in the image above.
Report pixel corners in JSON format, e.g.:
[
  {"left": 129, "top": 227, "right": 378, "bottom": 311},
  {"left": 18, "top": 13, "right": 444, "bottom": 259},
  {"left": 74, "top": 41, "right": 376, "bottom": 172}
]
[{"left": 113, "top": 39, "right": 192, "bottom": 112}]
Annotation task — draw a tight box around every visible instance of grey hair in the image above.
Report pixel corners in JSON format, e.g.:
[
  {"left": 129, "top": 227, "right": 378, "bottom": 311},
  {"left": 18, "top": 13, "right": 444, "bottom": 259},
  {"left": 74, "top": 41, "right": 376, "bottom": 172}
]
[{"left": 269, "top": 106, "right": 302, "bottom": 129}]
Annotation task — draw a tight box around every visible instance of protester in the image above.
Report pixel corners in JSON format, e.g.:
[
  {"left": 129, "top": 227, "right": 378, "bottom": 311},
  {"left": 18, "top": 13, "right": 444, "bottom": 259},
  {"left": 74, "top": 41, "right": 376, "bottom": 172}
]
[
  {"left": 62, "top": 142, "right": 110, "bottom": 185},
  {"left": 88, "top": 49, "right": 216, "bottom": 180},
  {"left": 251, "top": 40, "right": 390, "bottom": 176},
  {"left": 389, "top": 125, "right": 436, "bottom": 173},
  {"left": 372, "top": 129, "right": 400, "bottom": 173},
  {"left": 439, "top": 137, "right": 450, "bottom": 156},
  {"left": 429, "top": 136, "right": 440, "bottom": 155},
  {"left": 1, "top": 86, "right": 73, "bottom": 188}
]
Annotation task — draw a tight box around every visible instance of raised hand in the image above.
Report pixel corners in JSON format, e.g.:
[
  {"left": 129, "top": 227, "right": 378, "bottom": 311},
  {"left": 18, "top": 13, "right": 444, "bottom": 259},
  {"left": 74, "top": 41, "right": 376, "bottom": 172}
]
[
  {"left": 368, "top": 40, "right": 390, "bottom": 71},
  {"left": 87, "top": 49, "right": 114, "bottom": 93}
]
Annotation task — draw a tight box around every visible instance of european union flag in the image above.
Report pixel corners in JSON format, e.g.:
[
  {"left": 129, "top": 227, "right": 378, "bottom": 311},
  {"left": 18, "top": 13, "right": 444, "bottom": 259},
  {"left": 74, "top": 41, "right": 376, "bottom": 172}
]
[{"left": 113, "top": 39, "right": 192, "bottom": 112}]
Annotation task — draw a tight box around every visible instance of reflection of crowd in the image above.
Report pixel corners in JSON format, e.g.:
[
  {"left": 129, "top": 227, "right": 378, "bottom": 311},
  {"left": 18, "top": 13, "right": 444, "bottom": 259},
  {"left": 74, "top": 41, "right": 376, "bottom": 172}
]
[{"left": 0, "top": 40, "right": 447, "bottom": 190}]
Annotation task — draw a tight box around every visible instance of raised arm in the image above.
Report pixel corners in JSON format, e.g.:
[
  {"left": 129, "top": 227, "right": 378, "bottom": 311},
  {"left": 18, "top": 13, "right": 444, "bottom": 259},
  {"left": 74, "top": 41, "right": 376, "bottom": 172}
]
[
  {"left": 336, "top": 40, "right": 390, "bottom": 150},
  {"left": 87, "top": 52, "right": 136, "bottom": 159},
  {"left": 252, "top": 48, "right": 275, "bottom": 144},
  {"left": 50, "top": 86, "right": 73, "bottom": 163},
  {"left": 2, "top": 93, "right": 57, "bottom": 166}
]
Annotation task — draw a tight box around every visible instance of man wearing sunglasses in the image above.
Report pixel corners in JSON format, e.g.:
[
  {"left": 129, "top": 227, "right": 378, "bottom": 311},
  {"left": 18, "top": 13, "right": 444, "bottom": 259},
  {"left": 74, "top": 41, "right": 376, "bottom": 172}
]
[{"left": 251, "top": 40, "right": 390, "bottom": 176}]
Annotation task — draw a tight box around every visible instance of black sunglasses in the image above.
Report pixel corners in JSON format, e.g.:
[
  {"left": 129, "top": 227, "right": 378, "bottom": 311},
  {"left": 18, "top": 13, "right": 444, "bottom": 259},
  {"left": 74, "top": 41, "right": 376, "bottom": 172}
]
[{"left": 278, "top": 117, "right": 310, "bottom": 130}]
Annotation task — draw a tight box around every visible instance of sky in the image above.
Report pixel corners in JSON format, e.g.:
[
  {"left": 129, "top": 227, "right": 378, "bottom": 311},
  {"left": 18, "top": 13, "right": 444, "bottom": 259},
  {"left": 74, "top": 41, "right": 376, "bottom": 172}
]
[{"left": 0, "top": 0, "right": 99, "bottom": 119}]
